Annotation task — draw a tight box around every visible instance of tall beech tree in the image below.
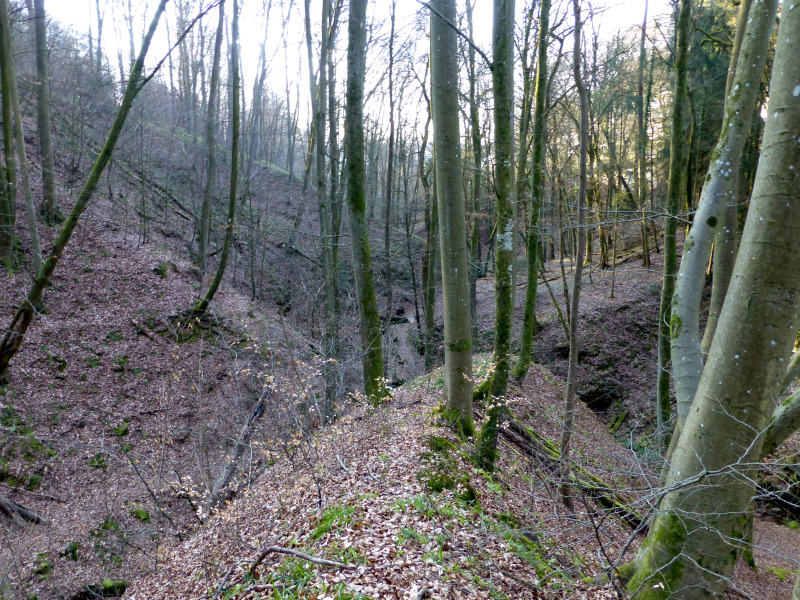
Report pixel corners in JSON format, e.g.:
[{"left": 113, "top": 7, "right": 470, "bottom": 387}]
[
  {"left": 383, "top": 0, "right": 397, "bottom": 325},
  {"left": 669, "top": 0, "right": 777, "bottom": 436},
  {"left": 622, "top": 4, "right": 800, "bottom": 593},
  {"left": 196, "top": 0, "right": 225, "bottom": 275},
  {"left": 0, "top": 0, "right": 169, "bottom": 381},
  {"left": 0, "top": 0, "right": 14, "bottom": 269},
  {"left": 345, "top": 0, "right": 386, "bottom": 402},
  {"left": 193, "top": 0, "right": 239, "bottom": 317},
  {"left": 514, "top": 0, "right": 550, "bottom": 380},
  {"left": 33, "top": 0, "right": 61, "bottom": 224},
  {"left": 655, "top": 0, "right": 690, "bottom": 453},
  {"left": 430, "top": 0, "right": 473, "bottom": 437},
  {"left": 700, "top": 0, "right": 754, "bottom": 356},
  {"left": 477, "top": 0, "right": 515, "bottom": 469},
  {"left": 465, "top": 0, "right": 482, "bottom": 345},
  {"left": 559, "top": 0, "right": 588, "bottom": 490},
  {"left": 0, "top": 0, "right": 42, "bottom": 277}
]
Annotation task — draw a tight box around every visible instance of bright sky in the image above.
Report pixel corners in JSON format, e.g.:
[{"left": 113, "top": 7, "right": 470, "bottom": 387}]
[{"left": 45, "top": 0, "right": 673, "bottom": 120}]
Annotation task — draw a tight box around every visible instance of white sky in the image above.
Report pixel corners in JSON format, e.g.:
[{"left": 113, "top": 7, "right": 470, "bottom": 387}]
[{"left": 45, "top": 0, "right": 673, "bottom": 122}]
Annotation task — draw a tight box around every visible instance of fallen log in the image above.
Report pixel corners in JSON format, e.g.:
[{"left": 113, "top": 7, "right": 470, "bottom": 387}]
[{"left": 0, "top": 493, "right": 48, "bottom": 525}]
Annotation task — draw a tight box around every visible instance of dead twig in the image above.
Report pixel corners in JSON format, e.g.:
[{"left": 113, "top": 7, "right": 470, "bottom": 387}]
[
  {"left": 336, "top": 454, "right": 351, "bottom": 474},
  {"left": 130, "top": 318, "right": 155, "bottom": 341},
  {"left": 0, "top": 484, "right": 65, "bottom": 504},
  {"left": 254, "top": 546, "right": 355, "bottom": 570}
]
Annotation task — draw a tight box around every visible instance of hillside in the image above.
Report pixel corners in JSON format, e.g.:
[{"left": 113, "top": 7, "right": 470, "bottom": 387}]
[{"left": 2, "top": 180, "right": 797, "bottom": 598}]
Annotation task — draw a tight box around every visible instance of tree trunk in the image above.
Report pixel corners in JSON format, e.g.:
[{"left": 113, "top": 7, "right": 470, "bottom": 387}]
[
  {"left": 0, "top": 0, "right": 168, "bottom": 381},
  {"left": 559, "top": 0, "right": 588, "bottom": 502},
  {"left": 655, "top": 0, "right": 690, "bottom": 454},
  {"left": 0, "top": 0, "right": 42, "bottom": 277},
  {"left": 197, "top": 0, "right": 225, "bottom": 274},
  {"left": 514, "top": 0, "right": 550, "bottom": 381},
  {"left": 0, "top": 0, "right": 15, "bottom": 270},
  {"left": 623, "top": 8, "right": 800, "bottom": 594},
  {"left": 669, "top": 0, "right": 777, "bottom": 429},
  {"left": 194, "top": 0, "right": 239, "bottom": 316},
  {"left": 32, "top": 0, "right": 61, "bottom": 224},
  {"left": 635, "top": 0, "right": 650, "bottom": 269},
  {"left": 417, "top": 102, "right": 438, "bottom": 373},
  {"left": 383, "top": 1, "right": 396, "bottom": 330},
  {"left": 430, "top": 0, "right": 473, "bottom": 438},
  {"left": 700, "top": 0, "right": 753, "bottom": 357},
  {"left": 327, "top": 0, "right": 343, "bottom": 418},
  {"left": 477, "top": 0, "right": 516, "bottom": 469},
  {"left": 465, "top": 0, "right": 482, "bottom": 347},
  {"left": 344, "top": 0, "right": 385, "bottom": 402}
]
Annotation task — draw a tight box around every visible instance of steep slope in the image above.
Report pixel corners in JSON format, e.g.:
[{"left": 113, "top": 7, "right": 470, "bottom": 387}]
[
  {"left": 125, "top": 364, "right": 636, "bottom": 600},
  {"left": 0, "top": 184, "right": 329, "bottom": 598}
]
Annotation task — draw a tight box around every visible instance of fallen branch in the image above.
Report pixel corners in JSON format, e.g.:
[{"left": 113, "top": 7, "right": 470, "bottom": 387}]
[
  {"left": 205, "top": 391, "right": 271, "bottom": 513},
  {"left": 254, "top": 546, "right": 355, "bottom": 570},
  {"left": 0, "top": 493, "right": 48, "bottom": 525},
  {"left": 130, "top": 319, "right": 155, "bottom": 341},
  {"left": 336, "top": 454, "right": 351, "bottom": 474},
  {"left": 488, "top": 414, "right": 644, "bottom": 529},
  {"left": 395, "top": 398, "right": 422, "bottom": 410}
]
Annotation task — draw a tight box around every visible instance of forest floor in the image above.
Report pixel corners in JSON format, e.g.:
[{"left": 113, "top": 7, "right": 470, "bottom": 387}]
[{"left": 1, "top": 191, "right": 799, "bottom": 599}]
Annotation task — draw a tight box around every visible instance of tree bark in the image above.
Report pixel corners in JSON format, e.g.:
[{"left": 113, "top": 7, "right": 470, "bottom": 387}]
[
  {"left": 700, "top": 0, "right": 753, "bottom": 356},
  {"left": 514, "top": 0, "right": 550, "bottom": 380},
  {"left": 430, "top": 0, "right": 473, "bottom": 437},
  {"left": 193, "top": 0, "right": 239, "bottom": 317},
  {"left": 32, "top": 0, "right": 61, "bottom": 224},
  {"left": 559, "top": 0, "right": 588, "bottom": 498},
  {"left": 197, "top": 0, "right": 225, "bottom": 274},
  {"left": 0, "top": 0, "right": 41, "bottom": 277},
  {"left": 623, "top": 6, "right": 800, "bottom": 594},
  {"left": 655, "top": 0, "right": 690, "bottom": 454},
  {"left": 635, "top": 0, "right": 650, "bottom": 269},
  {"left": 345, "top": 0, "right": 386, "bottom": 402},
  {"left": 465, "top": 0, "right": 482, "bottom": 347},
  {"left": 477, "top": 0, "right": 516, "bottom": 470},
  {"left": 0, "top": 0, "right": 15, "bottom": 270},
  {"left": 383, "top": 1, "right": 396, "bottom": 327},
  {"left": 669, "top": 0, "right": 777, "bottom": 428},
  {"left": 417, "top": 101, "right": 438, "bottom": 373}
]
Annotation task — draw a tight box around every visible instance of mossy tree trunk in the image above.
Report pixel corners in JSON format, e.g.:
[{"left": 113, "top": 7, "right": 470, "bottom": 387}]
[
  {"left": 345, "top": 0, "right": 386, "bottom": 403},
  {"left": 305, "top": 0, "right": 338, "bottom": 419},
  {"left": 624, "top": 8, "right": 800, "bottom": 595},
  {"left": 0, "top": 0, "right": 15, "bottom": 271},
  {"left": 669, "top": 0, "right": 777, "bottom": 431},
  {"left": 0, "top": 0, "right": 168, "bottom": 382},
  {"left": 477, "top": 0, "right": 515, "bottom": 469},
  {"left": 559, "top": 0, "right": 588, "bottom": 494},
  {"left": 32, "top": 0, "right": 61, "bottom": 224},
  {"left": 514, "top": 0, "right": 550, "bottom": 381},
  {"left": 0, "top": 0, "right": 41, "bottom": 276},
  {"left": 383, "top": 1, "right": 396, "bottom": 328},
  {"left": 196, "top": 0, "right": 225, "bottom": 275},
  {"left": 655, "top": 0, "right": 690, "bottom": 454},
  {"left": 193, "top": 0, "right": 239, "bottom": 317},
  {"left": 430, "top": 0, "right": 473, "bottom": 437},
  {"left": 635, "top": 0, "right": 650, "bottom": 269}
]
